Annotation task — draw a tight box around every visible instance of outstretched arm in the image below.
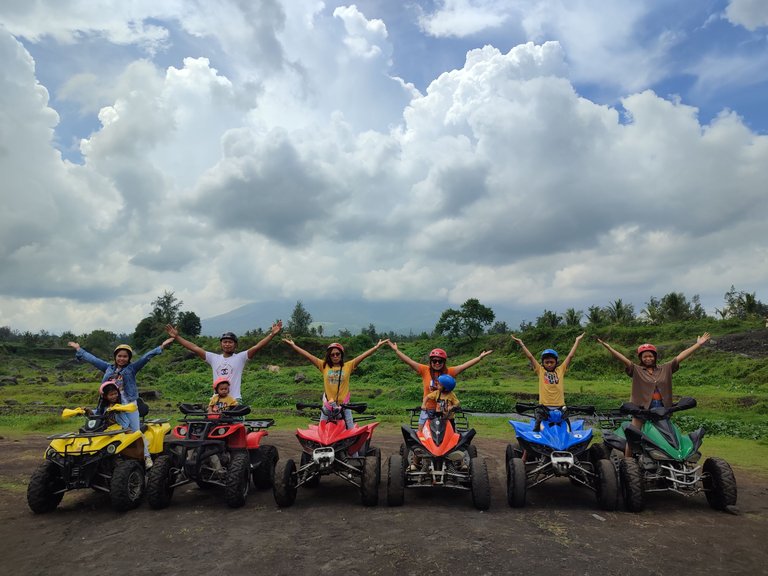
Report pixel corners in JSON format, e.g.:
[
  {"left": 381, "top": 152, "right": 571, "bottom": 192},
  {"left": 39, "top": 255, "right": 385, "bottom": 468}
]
[
  {"left": 453, "top": 349, "right": 493, "bottom": 375},
  {"left": 165, "top": 324, "right": 206, "bottom": 360},
  {"left": 675, "top": 332, "right": 711, "bottom": 363},
  {"left": 596, "top": 338, "right": 633, "bottom": 368},
  {"left": 511, "top": 334, "right": 537, "bottom": 367},
  {"left": 246, "top": 320, "right": 283, "bottom": 360},
  {"left": 351, "top": 339, "right": 390, "bottom": 366},
  {"left": 561, "top": 332, "right": 586, "bottom": 369},
  {"left": 386, "top": 341, "right": 422, "bottom": 373},
  {"left": 283, "top": 338, "right": 322, "bottom": 366}
]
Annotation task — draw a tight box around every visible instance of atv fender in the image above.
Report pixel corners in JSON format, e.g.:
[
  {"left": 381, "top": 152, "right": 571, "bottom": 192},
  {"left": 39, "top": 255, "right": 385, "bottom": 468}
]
[
  {"left": 246, "top": 430, "right": 269, "bottom": 450},
  {"left": 454, "top": 429, "right": 477, "bottom": 451},
  {"left": 401, "top": 424, "right": 420, "bottom": 446}
]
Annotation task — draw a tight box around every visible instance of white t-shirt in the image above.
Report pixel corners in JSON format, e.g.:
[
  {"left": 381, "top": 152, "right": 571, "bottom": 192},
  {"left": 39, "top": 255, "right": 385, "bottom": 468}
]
[{"left": 205, "top": 350, "right": 249, "bottom": 399}]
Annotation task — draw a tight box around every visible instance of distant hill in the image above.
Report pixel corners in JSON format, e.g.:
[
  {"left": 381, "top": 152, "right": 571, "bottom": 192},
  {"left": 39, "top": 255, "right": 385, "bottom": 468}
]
[{"left": 201, "top": 299, "right": 526, "bottom": 337}]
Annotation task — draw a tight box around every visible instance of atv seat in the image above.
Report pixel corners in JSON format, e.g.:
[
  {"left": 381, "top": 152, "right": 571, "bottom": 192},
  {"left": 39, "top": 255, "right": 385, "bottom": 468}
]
[{"left": 137, "top": 397, "right": 150, "bottom": 418}]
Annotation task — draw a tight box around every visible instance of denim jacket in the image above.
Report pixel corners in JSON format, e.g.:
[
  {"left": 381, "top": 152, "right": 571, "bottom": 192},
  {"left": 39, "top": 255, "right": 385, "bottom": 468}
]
[{"left": 76, "top": 346, "right": 163, "bottom": 403}]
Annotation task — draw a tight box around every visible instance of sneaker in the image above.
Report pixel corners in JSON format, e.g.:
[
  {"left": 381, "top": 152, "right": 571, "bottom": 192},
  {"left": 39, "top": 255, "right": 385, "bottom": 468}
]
[
  {"left": 408, "top": 463, "right": 419, "bottom": 472},
  {"left": 145, "top": 456, "right": 154, "bottom": 469}
]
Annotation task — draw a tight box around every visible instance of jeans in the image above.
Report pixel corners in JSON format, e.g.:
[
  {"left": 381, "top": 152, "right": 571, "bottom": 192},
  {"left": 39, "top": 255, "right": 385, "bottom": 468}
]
[
  {"left": 320, "top": 408, "right": 355, "bottom": 430},
  {"left": 123, "top": 401, "right": 150, "bottom": 458}
]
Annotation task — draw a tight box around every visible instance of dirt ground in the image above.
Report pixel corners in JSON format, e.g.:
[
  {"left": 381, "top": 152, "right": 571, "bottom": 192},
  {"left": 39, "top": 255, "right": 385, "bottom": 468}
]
[{"left": 2, "top": 430, "right": 766, "bottom": 576}]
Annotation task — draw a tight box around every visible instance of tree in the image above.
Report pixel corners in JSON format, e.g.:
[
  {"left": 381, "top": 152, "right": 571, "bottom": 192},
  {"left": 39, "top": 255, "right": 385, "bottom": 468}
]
[
  {"left": 434, "top": 298, "right": 495, "bottom": 340},
  {"left": 586, "top": 305, "right": 606, "bottom": 326},
  {"left": 82, "top": 329, "right": 118, "bottom": 357},
  {"left": 642, "top": 292, "right": 709, "bottom": 324},
  {"left": 288, "top": 301, "right": 313, "bottom": 336},
  {"left": 132, "top": 316, "right": 159, "bottom": 351},
  {"left": 717, "top": 286, "right": 768, "bottom": 320},
  {"left": 177, "top": 311, "right": 201, "bottom": 336},
  {"left": 536, "top": 309, "right": 562, "bottom": 329},
  {"left": 605, "top": 299, "right": 635, "bottom": 325},
  {"left": 563, "top": 308, "right": 583, "bottom": 327},
  {"left": 152, "top": 290, "right": 183, "bottom": 325},
  {"left": 361, "top": 323, "right": 378, "bottom": 340},
  {"left": 488, "top": 320, "right": 509, "bottom": 334}
]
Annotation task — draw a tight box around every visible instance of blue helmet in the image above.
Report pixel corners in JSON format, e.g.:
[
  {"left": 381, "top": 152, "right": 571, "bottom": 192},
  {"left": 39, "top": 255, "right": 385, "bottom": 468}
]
[
  {"left": 437, "top": 374, "right": 456, "bottom": 392},
  {"left": 541, "top": 349, "right": 559, "bottom": 360}
]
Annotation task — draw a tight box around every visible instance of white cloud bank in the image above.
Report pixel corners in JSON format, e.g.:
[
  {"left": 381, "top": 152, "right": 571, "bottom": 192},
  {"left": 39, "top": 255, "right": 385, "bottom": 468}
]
[{"left": 0, "top": 1, "right": 766, "bottom": 334}]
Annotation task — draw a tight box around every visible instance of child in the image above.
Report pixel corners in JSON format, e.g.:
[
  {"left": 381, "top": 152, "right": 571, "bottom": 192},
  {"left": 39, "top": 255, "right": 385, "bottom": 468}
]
[
  {"left": 420, "top": 374, "right": 461, "bottom": 427},
  {"left": 511, "top": 333, "right": 585, "bottom": 431},
  {"left": 411, "top": 374, "right": 461, "bottom": 471},
  {"left": 208, "top": 377, "right": 239, "bottom": 414},
  {"left": 91, "top": 380, "right": 131, "bottom": 429}
]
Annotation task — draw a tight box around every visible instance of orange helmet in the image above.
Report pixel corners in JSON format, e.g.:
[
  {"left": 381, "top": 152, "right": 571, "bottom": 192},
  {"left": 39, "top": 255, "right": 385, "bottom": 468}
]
[
  {"left": 327, "top": 343, "right": 345, "bottom": 353},
  {"left": 213, "top": 376, "right": 230, "bottom": 391}
]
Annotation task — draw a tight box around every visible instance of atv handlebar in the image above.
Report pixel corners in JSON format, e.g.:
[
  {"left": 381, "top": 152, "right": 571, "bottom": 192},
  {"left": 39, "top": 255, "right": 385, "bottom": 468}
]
[
  {"left": 178, "top": 402, "right": 252, "bottom": 418},
  {"left": 295, "top": 402, "right": 368, "bottom": 413},
  {"left": 514, "top": 403, "right": 595, "bottom": 416},
  {"left": 619, "top": 396, "right": 697, "bottom": 420}
]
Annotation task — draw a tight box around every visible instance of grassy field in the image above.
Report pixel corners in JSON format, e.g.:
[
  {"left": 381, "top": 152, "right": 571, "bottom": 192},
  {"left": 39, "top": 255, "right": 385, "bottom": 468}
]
[{"left": 2, "top": 321, "right": 767, "bottom": 473}]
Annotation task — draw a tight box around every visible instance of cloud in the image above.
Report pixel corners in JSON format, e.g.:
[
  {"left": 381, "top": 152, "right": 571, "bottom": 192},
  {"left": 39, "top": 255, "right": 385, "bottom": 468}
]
[
  {"left": 725, "top": 0, "right": 768, "bottom": 31},
  {"left": 0, "top": 3, "right": 766, "bottom": 335},
  {"left": 418, "top": 0, "right": 509, "bottom": 38}
]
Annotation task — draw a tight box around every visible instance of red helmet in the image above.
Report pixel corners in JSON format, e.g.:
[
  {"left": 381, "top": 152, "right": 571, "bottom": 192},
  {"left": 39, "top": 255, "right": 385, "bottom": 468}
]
[
  {"left": 429, "top": 348, "right": 448, "bottom": 360},
  {"left": 637, "top": 343, "right": 657, "bottom": 357},
  {"left": 213, "top": 376, "right": 230, "bottom": 391},
  {"left": 327, "top": 343, "right": 345, "bottom": 353}
]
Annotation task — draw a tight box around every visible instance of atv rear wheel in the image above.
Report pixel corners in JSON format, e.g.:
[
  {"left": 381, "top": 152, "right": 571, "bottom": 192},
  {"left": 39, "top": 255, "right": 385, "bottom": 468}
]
[
  {"left": 273, "top": 458, "right": 298, "bottom": 507},
  {"left": 27, "top": 460, "right": 65, "bottom": 514},
  {"left": 147, "top": 455, "right": 175, "bottom": 509},
  {"left": 619, "top": 457, "right": 644, "bottom": 512},
  {"left": 703, "top": 457, "right": 737, "bottom": 511},
  {"left": 595, "top": 458, "right": 619, "bottom": 511},
  {"left": 386, "top": 454, "right": 405, "bottom": 507},
  {"left": 360, "top": 456, "right": 380, "bottom": 507},
  {"left": 300, "top": 451, "right": 320, "bottom": 487},
  {"left": 589, "top": 442, "right": 611, "bottom": 464},
  {"left": 111, "top": 459, "right": 146, "bottom": 512},
  {"left": 224, "top": 451, "right": 250, "bottom": 508},
  {"left": 252, "top": 445, "right": 278, "bottom": 490},
  {"left": 470, "top": 457, "right": 491, "bottom": 511},
  {"left": 368, "top": 446, "right": 382, "bottom": 486},
  {"left": 506, "top": 457, "right": 526, "bottom": 508}
]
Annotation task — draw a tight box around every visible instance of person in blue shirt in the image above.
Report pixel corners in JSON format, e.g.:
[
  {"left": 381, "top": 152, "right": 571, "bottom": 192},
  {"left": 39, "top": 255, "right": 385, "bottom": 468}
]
[{"left": 68, "top": 338, "right": 173, "bottom": 467}]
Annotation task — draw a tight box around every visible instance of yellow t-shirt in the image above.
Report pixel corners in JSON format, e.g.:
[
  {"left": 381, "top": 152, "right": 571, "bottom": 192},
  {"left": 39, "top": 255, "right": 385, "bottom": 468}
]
[
  {"left": 422, "top": 390, "right": 460, "bottom": 415},
  {"left": 534, "top": 363, "right": 567, "bottom": 406},
  {"left": 311, "top": 357, "right": 363, "bottom": 404},
  {"left": 208, "top": 394, "right": 238, "bottom": 412}
]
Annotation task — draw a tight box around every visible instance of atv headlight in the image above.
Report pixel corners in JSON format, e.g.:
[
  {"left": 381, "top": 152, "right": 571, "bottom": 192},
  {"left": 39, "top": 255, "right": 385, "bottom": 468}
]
[
  {"left": 46, "top": 447, "right": 56, "bottom": 459},
  {"left": 106, "top": 442, "right": 119, "bottom": 454},
  {"left": 332, "top": 437, "right": 358, "bottom": 452},
  {"left": 298, "top": 438, "right": 321, "bottom": 452},
  {"left": 214, "top": 427, "right": 229, "bottom": 436},
  {"left": 647, "top": 448, "right": 672, "bottom": 460},
  {"left": 686, "top": 451, "right": 701, "bottom": 463}
]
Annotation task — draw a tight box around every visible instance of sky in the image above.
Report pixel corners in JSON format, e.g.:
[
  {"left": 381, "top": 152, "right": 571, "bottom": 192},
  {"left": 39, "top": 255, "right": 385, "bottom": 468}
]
[{"left": 1, "top": 0, "right": 767, "bottom": 335}]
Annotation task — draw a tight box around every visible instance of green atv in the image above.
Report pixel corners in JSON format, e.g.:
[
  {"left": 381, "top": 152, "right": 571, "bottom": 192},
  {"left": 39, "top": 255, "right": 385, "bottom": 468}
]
[{"left": 601, "top": 396, "right": 737, "bottom": 513}]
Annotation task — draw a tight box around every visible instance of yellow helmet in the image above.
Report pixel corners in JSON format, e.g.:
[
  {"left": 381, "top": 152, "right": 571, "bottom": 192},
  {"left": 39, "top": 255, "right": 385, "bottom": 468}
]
[{"left": 113, "top": 344, "right": 134, "bottom": 359}]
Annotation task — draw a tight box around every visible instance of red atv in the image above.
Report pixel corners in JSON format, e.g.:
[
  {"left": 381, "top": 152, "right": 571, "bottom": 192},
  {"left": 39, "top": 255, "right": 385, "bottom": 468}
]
[
  {"left": 387, "top": 408, "right": 490, "bottom": 510},
  {"left": 146, "top": 403, "right": 278, "bottom": 509},
  {"left": 272, "top": 402, "right": 381, "bottom": 507}
]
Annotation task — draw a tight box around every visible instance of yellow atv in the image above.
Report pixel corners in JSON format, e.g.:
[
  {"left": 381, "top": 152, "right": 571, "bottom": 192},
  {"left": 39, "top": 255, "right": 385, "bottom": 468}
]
[{"left": 27, "top": 401, "right": 170, "bottom": 513}]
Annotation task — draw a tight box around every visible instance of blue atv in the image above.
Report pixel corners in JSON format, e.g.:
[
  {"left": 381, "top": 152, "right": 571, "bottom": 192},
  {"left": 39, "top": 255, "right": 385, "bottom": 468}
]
[{"left": 505, "top": 402, "right": 618, "bottom": 511}]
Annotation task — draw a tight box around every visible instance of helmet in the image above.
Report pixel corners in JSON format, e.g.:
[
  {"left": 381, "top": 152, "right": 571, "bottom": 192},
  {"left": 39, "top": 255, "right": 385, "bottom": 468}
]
[
  {"left": 220, "top": 332, "right": 238, "bottom": 343},
  {"left": 113, "top": 344, "right": 133, "bottom": 359},
  {"left": 429, "top": 348, "right": 448, "bottom": 360},
  {"left": 437, "top": 374, "right": 456, "bottom": 392},
  {"left": 99, "top": 380, "right": 119, "bottom": 396},
  {"left": 541, "top": 349, "right": 559, "bottom": 360},
  {"left": 213, "top": 376, "right": 230, "bottom": 391},
  {"left": 637, "top": 343, "right": 657, "bottom": 357},
  {"left": 327, "top": 343, "right": 345, "bottom": 353}
]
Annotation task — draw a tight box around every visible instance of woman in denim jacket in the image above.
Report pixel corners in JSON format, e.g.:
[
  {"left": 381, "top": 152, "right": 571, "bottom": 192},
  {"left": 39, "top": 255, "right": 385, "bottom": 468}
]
[{"left": 68, "top": 339, "right": 173, "bottom": 467}]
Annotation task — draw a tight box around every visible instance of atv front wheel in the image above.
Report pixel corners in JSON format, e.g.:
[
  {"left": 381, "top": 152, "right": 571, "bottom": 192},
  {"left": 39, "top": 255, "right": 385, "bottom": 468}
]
[
  {"left": 225, "top": 451, "right": 250, "bottom": 508},
  {"left": 111, "top": 459, "right": 146, "bottom": 511},
  {"left": 505, "top": 442, "right": 522, "bottom": 463},
  {"left": 470, "top": 457, "right": 491, "bottom": 511},
  {"left": 252, "top": 445, "right": 278, "bottom": 490},
  {"left": 619, "top": 457, "right": 644, "bottom": 512},
  {"left": 360, "top": 456, "right": 380, "bottom": 507},
  {"left": 703, "top": 457, "right": 737, "bottom": 511},
  {"left": 386, "top": 455, "right": 405, "bottom": 507},
  {"left": 147, "top": 455, "right": 175, "bottom": 509},
  {"left": 506, "top": 457, "right": 526, "bottom": 508},
  {"left": 27, "top": 460, "right": 65, "bottom": 513},
  {"left": 595, "top": 458, "right": 619, "bottom": 511},
  {"left": 273, "top": 458, "right": 298, "bottom": 507}
]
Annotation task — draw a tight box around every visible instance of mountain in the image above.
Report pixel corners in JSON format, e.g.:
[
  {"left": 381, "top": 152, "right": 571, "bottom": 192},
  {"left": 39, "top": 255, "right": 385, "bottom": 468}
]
[{"left": 201, "top": 299, "right": 526, "bottom": 337}]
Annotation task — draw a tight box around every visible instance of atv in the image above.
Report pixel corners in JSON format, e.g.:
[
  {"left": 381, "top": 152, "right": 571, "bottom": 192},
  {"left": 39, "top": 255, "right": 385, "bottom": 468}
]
[
  {"left": 272, "top": 402, "right": 381, "bottom": 507},
  {"left": 146, "top": 403, "right": 278, "bottom": 509},
  {"left": 387, "top": 408, "right": 490, "bottom": 511},
  {"left": 27, "top": 400, "right": 170, "bottom": 513},
  {"left": 505, "top": 403, "right": 618, "bottom": 511},
  {"left": 601, "top": 396, "right": 737, "bottom": 512}
]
